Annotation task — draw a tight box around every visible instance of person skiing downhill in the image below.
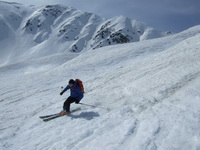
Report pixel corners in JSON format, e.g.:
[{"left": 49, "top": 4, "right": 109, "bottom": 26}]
[{"left": 59, "top": 79, "right": 84, "bottom": 115}]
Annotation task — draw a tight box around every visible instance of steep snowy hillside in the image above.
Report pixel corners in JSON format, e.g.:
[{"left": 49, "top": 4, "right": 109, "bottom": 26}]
[
  {"left": 0, "top": 1, "right": 32, "bottom": 65},
  {"left": 0, "top": 1, "right": 171, "bottom": 65},
  {"left": 0, "top": 25, "right": 200, "bottom": 150}
]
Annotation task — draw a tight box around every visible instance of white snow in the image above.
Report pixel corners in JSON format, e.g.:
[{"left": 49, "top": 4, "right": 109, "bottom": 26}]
[
  {"left": 0, "top": 1, "right": 172, "bottom": 66},
  {"left": 1, "top": 24, "right": 200, "bottom": 150},
  {"left": 1, "top": 1, "right": 200, "bottom": 150}
]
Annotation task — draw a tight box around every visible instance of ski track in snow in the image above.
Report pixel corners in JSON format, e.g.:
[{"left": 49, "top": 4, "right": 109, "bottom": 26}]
[{"left": 1, "top": 26, "right": 200, "bottom": 150}]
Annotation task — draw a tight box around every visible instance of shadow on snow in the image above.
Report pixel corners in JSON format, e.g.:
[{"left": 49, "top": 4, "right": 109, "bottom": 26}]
[{"left": 70, "top": 111, "right": 100, "bottom": 120}]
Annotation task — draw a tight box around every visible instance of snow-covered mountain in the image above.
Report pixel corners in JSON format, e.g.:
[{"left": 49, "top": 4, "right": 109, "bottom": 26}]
[
  {"left": 1, "top": 1, "right": 200, "bottom": 150},
  {"left": 0, "top": 1, "right": 171, "bottom": 65},
  {"left": 1, "top": 21, "right": 200, "bottom": 150}
]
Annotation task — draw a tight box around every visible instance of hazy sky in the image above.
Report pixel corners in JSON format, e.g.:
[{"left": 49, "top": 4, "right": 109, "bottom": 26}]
[{"left": 2, "top": 0, "right": 200, "bottom": 32}]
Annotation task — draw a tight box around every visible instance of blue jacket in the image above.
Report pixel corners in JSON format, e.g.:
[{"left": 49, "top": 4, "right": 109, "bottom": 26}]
[{"left": 62, "top": 82, "right": 84, "bottom": 101}]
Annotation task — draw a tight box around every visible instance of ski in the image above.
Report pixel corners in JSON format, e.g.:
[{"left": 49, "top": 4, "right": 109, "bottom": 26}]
[
  {"left": 39, "top": 113, "right": 60, "bottom": 119},
  {"left": 40, "top": 108, "right": 81, "bottom": 122},
  {"left": 43, "top": 114, "right": 62, "bottom": 122}
]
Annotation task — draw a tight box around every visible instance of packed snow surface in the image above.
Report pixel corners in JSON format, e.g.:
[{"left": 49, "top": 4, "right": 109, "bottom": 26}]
[{"left": 0, "top": 18, "right": 200, "bottom": 150}]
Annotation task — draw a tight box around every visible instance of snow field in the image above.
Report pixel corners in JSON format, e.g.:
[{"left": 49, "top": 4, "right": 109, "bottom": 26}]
[{"left": 0, "top": 25, "right": 200, "bottom": 150}]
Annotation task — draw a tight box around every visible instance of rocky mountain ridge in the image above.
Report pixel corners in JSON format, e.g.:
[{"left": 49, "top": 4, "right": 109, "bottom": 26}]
[{"left": 0, "top": 1, "right": 172, "bottom": 65}]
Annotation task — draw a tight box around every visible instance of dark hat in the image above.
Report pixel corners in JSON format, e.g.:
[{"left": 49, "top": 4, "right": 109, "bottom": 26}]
[{"left": 69, "top": 79, "right": 75, "bottom": 85}]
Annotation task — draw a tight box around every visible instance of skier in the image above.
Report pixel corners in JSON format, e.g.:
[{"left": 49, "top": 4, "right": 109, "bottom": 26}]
[{"left": 59, "top": 79, "right": 84, "bottom": 115}]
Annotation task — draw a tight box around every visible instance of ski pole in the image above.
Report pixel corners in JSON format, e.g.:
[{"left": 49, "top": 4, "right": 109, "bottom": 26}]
[
  {"left": 79, "top": 102, "right": 95, "bottom": 107},
  {"left": 79, "top": 102, "right": 108, "bottom": 110}
]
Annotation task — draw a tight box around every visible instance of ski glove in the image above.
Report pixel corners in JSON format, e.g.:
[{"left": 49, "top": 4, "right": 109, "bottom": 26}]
[
  {"left": 75, "top": 100, "right": 80, "bottom": 104},
  {"left": 60, "top": 92, "right": 63, "bottom": 96}
]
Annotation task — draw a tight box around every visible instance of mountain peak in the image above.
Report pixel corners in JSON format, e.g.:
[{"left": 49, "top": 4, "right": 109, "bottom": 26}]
[{"left": 0, "top": 2, "right": 172, "bottom": 65}]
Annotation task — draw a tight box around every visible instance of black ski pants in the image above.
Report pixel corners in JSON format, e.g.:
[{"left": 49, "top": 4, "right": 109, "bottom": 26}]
[{"left": 63, "top": 96, "right": 77, "bottom": 112}]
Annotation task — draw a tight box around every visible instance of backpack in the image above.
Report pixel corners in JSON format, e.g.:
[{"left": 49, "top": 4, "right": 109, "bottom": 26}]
[{"left": 75, "top": 79, "right": 84, "bottom": 93}]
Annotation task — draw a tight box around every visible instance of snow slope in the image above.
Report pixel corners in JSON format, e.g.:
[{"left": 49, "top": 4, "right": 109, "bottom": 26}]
[
  {"left": 0, "top": 1, "right": 171, "bottom": 66},
  {"left": 0, "top": 25, "right": 200, "bottom": 150}
]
